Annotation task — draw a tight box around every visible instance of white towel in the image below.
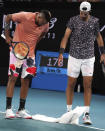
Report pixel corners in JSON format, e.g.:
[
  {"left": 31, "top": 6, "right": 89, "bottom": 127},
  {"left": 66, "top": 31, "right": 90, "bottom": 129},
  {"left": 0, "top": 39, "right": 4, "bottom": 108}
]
[
  {"left": 32, "top": 106, "right": 86, "bottom": 125},
  {"left": 32, "top": 114, "right": 59, "bottom": 123}
]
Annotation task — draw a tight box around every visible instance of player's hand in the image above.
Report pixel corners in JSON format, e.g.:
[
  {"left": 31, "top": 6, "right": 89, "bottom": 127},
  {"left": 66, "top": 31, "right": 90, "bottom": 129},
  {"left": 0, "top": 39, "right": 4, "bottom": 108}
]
[
  {"left": 58, "top": 53, "right": 63, "bottom": 67},
  {"left": 100, "top": 54, "right": 105, "bottom": 65},
  {"left": 6, "top": 36, "right": 12, "bottom": 45}
]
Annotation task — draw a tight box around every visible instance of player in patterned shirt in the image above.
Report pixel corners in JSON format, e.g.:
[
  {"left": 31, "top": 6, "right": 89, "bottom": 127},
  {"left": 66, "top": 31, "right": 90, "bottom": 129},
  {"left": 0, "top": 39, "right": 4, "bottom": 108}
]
[
  {"left": 58, "top": 1, "right": 105, "bottom": 125},
  {"left": 4, "top": 10, "right": 51, "bottom": 119}
]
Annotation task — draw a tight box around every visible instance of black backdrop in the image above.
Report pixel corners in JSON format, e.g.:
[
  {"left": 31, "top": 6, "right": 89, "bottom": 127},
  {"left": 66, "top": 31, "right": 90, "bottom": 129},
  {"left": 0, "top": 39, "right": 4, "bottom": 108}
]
[{"left": 0, "top": 1, "right": 105, "bottom": 94}]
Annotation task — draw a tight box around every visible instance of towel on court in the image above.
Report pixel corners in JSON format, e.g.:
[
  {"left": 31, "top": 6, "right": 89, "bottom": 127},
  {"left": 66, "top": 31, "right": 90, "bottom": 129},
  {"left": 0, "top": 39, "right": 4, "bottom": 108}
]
[
  {"left": 32, "top": 106, "right": 86, "bottom": 125},
  {"left": 32, "top": 114, "right": 59, "bottom": 122}
]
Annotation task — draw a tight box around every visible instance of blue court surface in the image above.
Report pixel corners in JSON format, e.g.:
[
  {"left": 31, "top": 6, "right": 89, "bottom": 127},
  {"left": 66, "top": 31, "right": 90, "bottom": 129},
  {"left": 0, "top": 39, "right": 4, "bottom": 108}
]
[{"left": 0, "top": 86, "right": 105, "bottom": 131}]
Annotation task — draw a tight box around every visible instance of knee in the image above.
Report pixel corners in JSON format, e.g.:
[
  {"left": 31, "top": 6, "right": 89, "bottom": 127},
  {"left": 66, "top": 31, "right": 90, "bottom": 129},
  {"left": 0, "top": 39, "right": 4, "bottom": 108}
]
[
  {"left": 84, "top": 82, "right": 92, "bottom": 90},
  {"left": 67, "top": 81, "right": 76, "bottom": 90},
  {"left": 21, "top": 79, "right": 25, "bottom": 86},
  {"left": 21, "top": 78, "right": 30, "bottom": 87},
  {"left": 83, "top": 77, "right": 92, "bottom": 89},
  {"left": 9, "top": 75, "right": 17, "bottom": 83}
]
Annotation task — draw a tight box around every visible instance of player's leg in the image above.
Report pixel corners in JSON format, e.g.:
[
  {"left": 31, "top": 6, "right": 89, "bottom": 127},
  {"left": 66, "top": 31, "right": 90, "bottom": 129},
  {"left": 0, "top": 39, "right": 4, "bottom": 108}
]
[
  {"left": 20, "top": 78, "right": 30, "bottom": 101},
  {"left": 6, "top": 75, "right": 17, "bottom": 118},
  {"left": 18, "top": 78, "right": 30, "bottom": 111},
  {"left": 83, "top": 76, "right": 92, "bottom": 110},
  {"left": 81, "top": 57, "right": 95, "bottom": 125},
  {"left": 6, "top": 52, "right": 22, "bottom": 118},
  {"left": 82, "top": 76, "right": 93, "bottom": 125},
  {"left": 83, "top": 76, "right": 92, "bottom": 115},
  {"left": 6, "top": 75, "right": 17, "bottom": 108},
  {"left": 16, "top": 78, "right": 32, "bottom": 119},
  {"left": 66, "top": 76, "right": 77, "bottom": 112},
  {"left": 66, "top": 55, "right": 81, "bottom": 112},
  {"left": 16, "top": 57, "right": 36, "bottom": 119}
]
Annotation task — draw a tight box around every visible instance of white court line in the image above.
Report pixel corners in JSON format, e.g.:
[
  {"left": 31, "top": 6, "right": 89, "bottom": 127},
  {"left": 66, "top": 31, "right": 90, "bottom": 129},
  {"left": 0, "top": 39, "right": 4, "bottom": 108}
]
[
  {"left": 0, "top": 111, "right": 6, "bottom": 116},
  {"left": 0, "top": 111, "right": 5, "bottom": 114},
  {"left": 79, "top": 124, "right": 105, "bottom": 131},
  {"left": 0, "top": 111, "right": 5, "bottom": 117}
]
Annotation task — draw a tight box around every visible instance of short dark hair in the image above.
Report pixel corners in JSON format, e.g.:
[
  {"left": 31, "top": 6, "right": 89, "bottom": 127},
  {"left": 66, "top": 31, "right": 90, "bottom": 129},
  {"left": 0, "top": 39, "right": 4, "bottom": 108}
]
[{"left": 40, "top": 10, "right": 51, "bottom": 22}]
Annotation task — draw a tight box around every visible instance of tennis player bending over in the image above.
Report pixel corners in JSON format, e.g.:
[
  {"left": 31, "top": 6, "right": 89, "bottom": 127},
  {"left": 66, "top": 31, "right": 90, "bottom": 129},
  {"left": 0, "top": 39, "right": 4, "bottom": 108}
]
[
  {"left": 5, "top": 10, "right": 51, "bottom": 119},
  {"left": 58, "top": 2, "right": 105, "bottom": 125}
]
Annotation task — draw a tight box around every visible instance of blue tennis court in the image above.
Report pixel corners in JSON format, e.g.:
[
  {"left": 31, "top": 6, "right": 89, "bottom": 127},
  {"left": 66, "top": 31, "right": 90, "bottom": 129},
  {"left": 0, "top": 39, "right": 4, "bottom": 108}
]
[{"left": 0, "top": 86, "right": 105, "bottom": 131}]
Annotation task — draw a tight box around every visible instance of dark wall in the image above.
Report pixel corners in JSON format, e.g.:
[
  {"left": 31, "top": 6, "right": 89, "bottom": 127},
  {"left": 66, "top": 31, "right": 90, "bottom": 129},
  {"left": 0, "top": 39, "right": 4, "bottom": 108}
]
[{"left": 0, "top": 2, "right": 105, "bottom": 94}]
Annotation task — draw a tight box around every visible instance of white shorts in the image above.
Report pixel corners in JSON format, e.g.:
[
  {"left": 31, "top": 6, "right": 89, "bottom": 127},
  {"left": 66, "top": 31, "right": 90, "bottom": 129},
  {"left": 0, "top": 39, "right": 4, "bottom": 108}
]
[{"left": 67, "top": 55, "right": 95, "bottom": 78}]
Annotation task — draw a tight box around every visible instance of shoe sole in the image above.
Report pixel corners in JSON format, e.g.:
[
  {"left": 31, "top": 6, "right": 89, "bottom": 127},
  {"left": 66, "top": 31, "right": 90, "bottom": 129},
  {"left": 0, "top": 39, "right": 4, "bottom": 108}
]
[
  {"left": 16, "top": 117, "right": 32, "bottom": 119},
  {"left": 25, "top": 117, "right": 32, "bottom": 119},
  {"left": 83, "top": 122, "right": 92, "bottom": 125},
  {"left": 16, "top": 114, "right": 32, "bottom": 119},
  {"left": 5, "top": 116, "right": 15, "bottom": 119}
]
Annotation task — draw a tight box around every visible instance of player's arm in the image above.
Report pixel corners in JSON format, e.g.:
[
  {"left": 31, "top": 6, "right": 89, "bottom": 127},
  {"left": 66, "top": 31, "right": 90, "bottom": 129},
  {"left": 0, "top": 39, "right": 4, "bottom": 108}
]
[
  {"left": 4, "top": 14, "right": 13, "bottom": 44},
  {"left": 58, "top": 27, "right": 72, "bottom": 66},
  {"left": 97, "top": 32, "right": 104, "bottom": 47},
  {"left": 96, "top": 32, "right": 105, "bottom": 64},
  {"left": 5, "top": 12, "right": 26, "bottom": 44},
  {"left": 60, "top": 27, "right": 72, "bottom": 49}
]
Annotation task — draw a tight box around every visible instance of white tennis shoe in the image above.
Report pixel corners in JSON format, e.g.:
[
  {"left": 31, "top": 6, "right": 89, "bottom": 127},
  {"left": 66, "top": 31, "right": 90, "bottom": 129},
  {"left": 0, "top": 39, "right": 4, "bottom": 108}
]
[
  {"left": 83, "top": 113, "right": 92, "bottom": 125},
  {"left": 16, "top": 109, "right": 32, "bottom": 119},
  {"left": 5, "top": 108, "right": 15, "bottom": 119}
]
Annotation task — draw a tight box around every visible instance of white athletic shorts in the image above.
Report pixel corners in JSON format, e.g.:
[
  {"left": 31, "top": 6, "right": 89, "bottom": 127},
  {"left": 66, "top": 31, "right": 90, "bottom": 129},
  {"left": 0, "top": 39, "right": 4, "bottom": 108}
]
[{"left": 67, "top": 55, "right": 95, "bottom": 78}]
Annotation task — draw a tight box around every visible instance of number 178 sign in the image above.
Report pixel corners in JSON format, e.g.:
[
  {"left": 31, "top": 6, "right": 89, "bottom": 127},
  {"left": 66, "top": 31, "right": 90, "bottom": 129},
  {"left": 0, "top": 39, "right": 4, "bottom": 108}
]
[{"left": 36, "top": 51, "right": 68, "bottom": 75}]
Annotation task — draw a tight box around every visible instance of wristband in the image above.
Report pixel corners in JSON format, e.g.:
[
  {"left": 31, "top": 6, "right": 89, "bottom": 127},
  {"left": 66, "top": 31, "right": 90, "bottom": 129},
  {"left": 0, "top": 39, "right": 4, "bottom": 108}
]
[{"left": 59, "top": 48, "right": 65, "bottom": 54}]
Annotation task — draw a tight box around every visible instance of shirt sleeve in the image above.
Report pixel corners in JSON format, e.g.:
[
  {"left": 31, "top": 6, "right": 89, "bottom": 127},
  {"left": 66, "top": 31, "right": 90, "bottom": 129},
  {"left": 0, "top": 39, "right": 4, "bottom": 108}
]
[
  {"left": 12, "top": 12, "right": 26, "bottom": 22},
  {"left": 66, "top": 18, "right": 74, "bottom": 31},
  {"left": 94, "top": 19, "right": 100, "bottom": 36}
]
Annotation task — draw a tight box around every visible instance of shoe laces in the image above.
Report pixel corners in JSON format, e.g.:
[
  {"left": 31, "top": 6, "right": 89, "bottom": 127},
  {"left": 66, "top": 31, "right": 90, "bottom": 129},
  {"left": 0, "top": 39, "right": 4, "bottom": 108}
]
[
  {"left": 20, "top": 109, "right": 30, "bottom": 115},
  {"left": 85, "top": 113, "right": 90, "bottom": 120},
  {"left": 8, "top": 109, "right": 14, "bottom": 114}
]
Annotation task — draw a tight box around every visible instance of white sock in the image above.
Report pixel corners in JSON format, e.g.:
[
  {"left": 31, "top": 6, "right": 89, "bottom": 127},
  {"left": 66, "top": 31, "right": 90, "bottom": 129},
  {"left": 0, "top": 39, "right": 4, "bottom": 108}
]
[
  {"left": 67, "top": 105, "right": 72, "bottom": 112},
  {"left": 84, "top": 106, "right": 90, "bottom": 115}
]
